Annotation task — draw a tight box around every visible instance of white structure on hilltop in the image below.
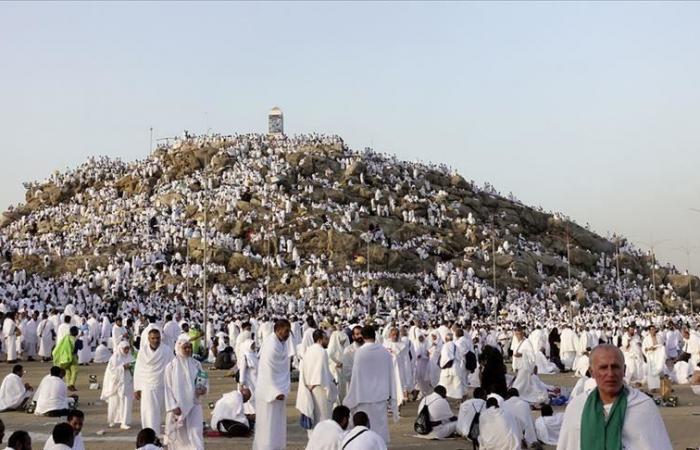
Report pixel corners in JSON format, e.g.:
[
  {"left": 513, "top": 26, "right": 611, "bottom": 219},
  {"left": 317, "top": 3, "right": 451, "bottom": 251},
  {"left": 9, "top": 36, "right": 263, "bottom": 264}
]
[{"left": 268, "top": 107, "right": 284, "bottom": 135}]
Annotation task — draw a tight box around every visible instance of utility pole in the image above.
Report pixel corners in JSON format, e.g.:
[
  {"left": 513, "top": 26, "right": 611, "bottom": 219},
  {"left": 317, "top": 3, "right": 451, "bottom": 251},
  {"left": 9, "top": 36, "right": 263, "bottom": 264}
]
[
  {"left": 149, "top": 127, "right": 153, "bottom": 156},
  {"left": 566, "top": 224, "right": 572, "bottom": 292},
  {"left": 639, "top": 237, "right": 670, "bottom": 304},
  {"left": 202, "top": 160, "right": 210, "bottom": 338},
  {"left": 490, "top": 215, "right": 497, "bottom": 319},
  {"left": 266, "top": 227, "right": 271, "bottom": 298},
  {"left": 186, "top": 241, "right": 190, "bottom": 300},
  {"left": 674, "top": 245, "right": 697, "bottom": 314},
  {"left": 614, "top": 235, "right": 622, "bottom": 310}
]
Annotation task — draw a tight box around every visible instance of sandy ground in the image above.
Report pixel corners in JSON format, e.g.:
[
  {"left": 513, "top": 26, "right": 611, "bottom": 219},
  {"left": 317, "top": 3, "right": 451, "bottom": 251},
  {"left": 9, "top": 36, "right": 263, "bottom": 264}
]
[{"left": 1, "top": 361, "right": 699, "bottom": 449}]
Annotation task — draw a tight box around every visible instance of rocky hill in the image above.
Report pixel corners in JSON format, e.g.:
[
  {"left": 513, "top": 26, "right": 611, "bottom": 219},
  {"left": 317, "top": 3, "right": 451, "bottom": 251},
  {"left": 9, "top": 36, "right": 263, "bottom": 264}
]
[{"left": 1, "top": 133, "right": 698, "bottom": 312}]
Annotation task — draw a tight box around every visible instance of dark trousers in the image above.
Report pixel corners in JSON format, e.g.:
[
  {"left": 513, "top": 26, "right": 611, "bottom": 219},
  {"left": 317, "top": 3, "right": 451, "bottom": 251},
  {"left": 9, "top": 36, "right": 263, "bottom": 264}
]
[
  {"left": 45, "top": 408, "right": 72, "bottom": 417},
  {"left": 217, "top": 419, "right": 251, "bottom": 437}
]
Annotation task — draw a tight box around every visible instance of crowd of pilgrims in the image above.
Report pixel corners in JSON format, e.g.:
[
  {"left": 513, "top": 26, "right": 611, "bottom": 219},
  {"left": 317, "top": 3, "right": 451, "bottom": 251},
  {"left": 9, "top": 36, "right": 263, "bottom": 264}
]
[{"left": 0, "top": 132, "right": 695, "bottom": 448}]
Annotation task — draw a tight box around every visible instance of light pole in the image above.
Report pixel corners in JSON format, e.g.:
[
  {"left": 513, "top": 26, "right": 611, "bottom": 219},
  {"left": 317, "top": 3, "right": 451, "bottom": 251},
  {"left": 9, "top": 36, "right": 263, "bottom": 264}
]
[
  {"left": 566, "top": 224, "right": 572, "bottom": 293},
  {"left": 149, "top": 127, "right": 153, "bottom": 156},
  {"left": 674, "top": 245, "right": 698, "bottom": 314},
  {"left": 201, "top": 161, "right": 210, "bottom": 337},
  {"left": 639, "top": 238, "right": 670, "bottom": 304},
  {"left": 614, "top": 235, "right": 622, "bottom": 308}
]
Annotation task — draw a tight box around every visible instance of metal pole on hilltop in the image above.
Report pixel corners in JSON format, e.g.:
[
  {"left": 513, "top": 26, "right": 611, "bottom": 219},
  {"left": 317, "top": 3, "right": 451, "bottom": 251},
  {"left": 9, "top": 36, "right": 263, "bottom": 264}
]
[
  {"left": 615, "top": 236, "right": 622, "bottom": 310},
  {"left": 149, "top": 127, "right": 153, "bottom": 156},
  {"left": 202, "top": 161, "right": 209, "bottom": 337},
  {"left": 266, "top": 228, "right": 271, "bottom": 299},
  {"left": 674, "top": 245, "right": 697, "bottom": 315},
  {"left": 566, "top": 224, "right": 572, "bottom": 292},
  {"left": 690, "top": 208, "right": 700, "bottom": 314},
  {"left": 490, "top": 215, "right": 497, "bottom": 319},
  {"left": 639, "top": 237, "right": 670, "bottom": 304}
]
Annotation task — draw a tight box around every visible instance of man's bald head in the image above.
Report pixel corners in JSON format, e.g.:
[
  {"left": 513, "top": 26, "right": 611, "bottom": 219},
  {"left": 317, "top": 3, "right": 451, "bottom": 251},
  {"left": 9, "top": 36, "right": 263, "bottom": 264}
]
[
  {"left": 590, "top": 344, "right": 624, "bottom": 367},
  {"left": 589, "top": 344, "right": 625, "bottom": 403}
]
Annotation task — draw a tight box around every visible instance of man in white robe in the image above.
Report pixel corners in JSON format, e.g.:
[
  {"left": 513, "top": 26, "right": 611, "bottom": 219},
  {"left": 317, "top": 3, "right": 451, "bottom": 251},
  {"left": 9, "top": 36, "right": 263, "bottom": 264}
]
[
  {"left": 503, "top": 387, "right": 537, "bottom": 447},
  {"left": 572, "top": 328, "right": 591, "bottom": 377},
  {"left": 535, "top": 404, "right": 563, "bottom": 446},
  {"left": 478, "top": 397, "right": 522, "bottom": 450},
  {"left": 305, "top": 405, "right": 350, "bottom": 450},
  {"left": 559, "top": 325, "right": 577, "bottom": 371},
  {"left": 672, "top": 354, "right": 692, "bottom": 384},
  {"left": 682, "top": 327, "right": 700, "bottom": 369},
  {"left": 23, "top": 312, "right": 38, "bottom": 361},
  {"left": 2, "top": 313, "right": 18, "bottom": 363},
  {"left": 38, "top": 313, "right": 55, "bottom": 362},
  {"left": 134, "top": 328, "right": 174, "bottom": 432},
  {"left": 511, "top": 356, "right": 549, "bottom": 405},
  {"left": 412, "top": 332, "right": 432, "bottom": 399},
  {"left": 664, "top": 322, "right": 681, "bottom": 360},
  {"left": 326, "top": 326, "right": 348, "bottom": 403},
  {"left": 296, "top": 329, "right": 338, "bottom": 433},
  {"left": 642, "top": 325, "right": 666, "bottom": 391},
  {"left": 340, "top": 326, "right": 363, "bottom": 399},
  {"left": 43, "top": 409, "right": 86, "bottom": 450},
  {"left": 456, "top": 387, "right": 486, "bottom": 438},
  {"left": 344, "top": 325, "right": 398, "bottom": 445},
  {"left": 383, "top": 327, "right": 410, "bottom": 402},
  {"left": 253, "top": 319, "right": 292, "bottom": 450},
  {"left": 438, "top": 332, "right": 464, "bottom": 399},
  {"left": 111, "top": 318, "right": 127, "bottom": 350},
  {"left": 93, "top": 342, "right": 112, "bottom": 363},
  {"left": 621, "top": 326, "right": 644, "bottom": 384},
  {"left": 454, "top": 328, "right": 472, "bottom": 390},
  {"left": 0, "top": 364, "right": 33, "bottom": 411},
  {"left": 416, "top": 385, "right": 457, "bottom": 439},
  {"left": 510, "top": 327, "right": 535, "bottom": 373},
  {"left": 557, "top": 344, "right": 672, "bottom": 450},
  {"left": 34, "top": 366, "right": 70, "bottom": 416},
  {"left": 340, "top": 411, "right": 387, "bottom": 450},
  {"left": 211, "top": 388, "right": 252, "bottom": 436},
  {"left": 164, "top": 337, "right": 207, "bottom": 450},
  {"left": 163, "top": 314, "right": 181, "bottom": 349}
]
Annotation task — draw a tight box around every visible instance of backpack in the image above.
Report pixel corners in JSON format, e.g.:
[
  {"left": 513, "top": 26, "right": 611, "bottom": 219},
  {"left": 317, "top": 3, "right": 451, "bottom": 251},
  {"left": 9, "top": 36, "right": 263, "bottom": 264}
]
[
  {"left": 467, "top": 403, "right": 483, "bottom": 448},
  {"left": 465, "top": 350, "right": 477, "bottom": 371},
  {"left": 414, "top": 403, "right": 433, "bottom": 435}
]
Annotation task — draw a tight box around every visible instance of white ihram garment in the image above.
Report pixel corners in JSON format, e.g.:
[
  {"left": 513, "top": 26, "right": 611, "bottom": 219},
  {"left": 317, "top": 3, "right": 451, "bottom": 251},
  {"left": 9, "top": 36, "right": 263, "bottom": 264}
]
[{"left": 253, "top": 334, "right": 291, "bottom": 450}]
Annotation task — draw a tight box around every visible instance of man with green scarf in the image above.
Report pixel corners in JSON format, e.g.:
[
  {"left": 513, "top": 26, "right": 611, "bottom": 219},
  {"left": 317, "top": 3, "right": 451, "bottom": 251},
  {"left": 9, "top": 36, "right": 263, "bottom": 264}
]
[
  {"left": 52, "top": 326, "right": 80, "bottom": 391},
  {"left": 557, "top": 344, "right": 672, "bottom": 449}
]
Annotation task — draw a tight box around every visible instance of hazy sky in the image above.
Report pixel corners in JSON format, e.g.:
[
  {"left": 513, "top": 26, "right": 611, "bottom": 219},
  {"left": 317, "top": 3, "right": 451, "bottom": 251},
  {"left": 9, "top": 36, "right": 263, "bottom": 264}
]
[{"left": 1, "top": 2, "right": 699, "bottom": 272}]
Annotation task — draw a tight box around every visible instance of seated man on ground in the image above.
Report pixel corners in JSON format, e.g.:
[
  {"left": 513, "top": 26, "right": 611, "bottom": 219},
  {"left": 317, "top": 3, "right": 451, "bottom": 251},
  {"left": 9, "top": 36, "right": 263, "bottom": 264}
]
[
  {"left": 456, "top": 387, "right": 487, "bottom": 438},
  {"left": 6, "top": 430, "right": 32, "bottom": 450},
  {"left": 340, "top": 411, "right": 387, "bottom": 450},
  {"left": 45, "top": 423, "right": 75, "bottom": 450},
  {"left": 92, "top": 342, "right": 112, "bottom": 364},
  {"left": 0, "top": 365, "right": 33, "bottom": 411},
  {"left": 44, "top": 409, "right": 85, "bottom": 450},
  {"left": 478, "top": 397, "right": 522, "bottom": 450},
  {"left": 535, "top": 404, "right": 563, "bottom": 446},
  {"left": 34, "top": 366, "right": 72, "bottom": 417},
  {"left": 416, "top": 385, "right": 457, "bottom": 439},
  {"left": 503, "top": 388, "right": 537, "bottom": 448},
  {"left": 305, "top": 405, "right": 351, "bottom": 450},
  {"left": 210, "top": 387, "right": 254, "bottom": 437},
  {"left": 136, "top": 428, "right": 163, "bottom": 450}
]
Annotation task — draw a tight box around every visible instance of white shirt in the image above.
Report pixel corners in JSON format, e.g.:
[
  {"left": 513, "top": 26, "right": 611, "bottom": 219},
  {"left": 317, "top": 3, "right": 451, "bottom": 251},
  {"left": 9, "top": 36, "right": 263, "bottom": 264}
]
[
  {"left": 340, "top": 426, "right": 386, "bottom": 450},
  {"left": 211, "top": 391, "right": 248, "bottom": 429},
  {"left": 305, "top": 419, "right": 345, "bottom": 450}
]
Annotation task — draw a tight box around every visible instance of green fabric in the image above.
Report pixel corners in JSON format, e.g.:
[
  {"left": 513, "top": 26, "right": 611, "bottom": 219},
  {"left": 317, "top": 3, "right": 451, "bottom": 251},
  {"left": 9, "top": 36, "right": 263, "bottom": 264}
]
[
  {"left": 189, "top": 329, "right": 203, "bottom": 355},
  {"left": 580, "top": 387, "right": 628, "bottom": 450},
  {"left": 52, "top": 335, "right": 76, "bottom": 367}
]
